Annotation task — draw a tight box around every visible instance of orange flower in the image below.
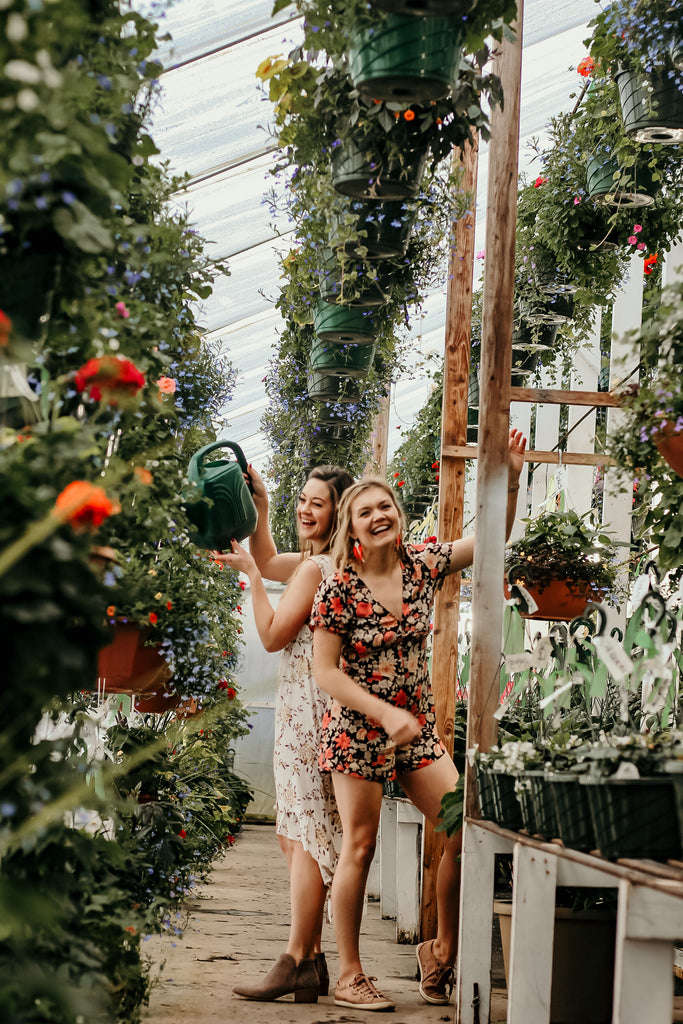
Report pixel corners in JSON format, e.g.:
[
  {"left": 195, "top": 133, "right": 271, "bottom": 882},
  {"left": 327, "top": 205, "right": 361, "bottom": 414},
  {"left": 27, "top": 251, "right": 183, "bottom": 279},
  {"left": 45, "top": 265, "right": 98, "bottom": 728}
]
[
  {"left": 106, "top": 605, "right": 116, "bottom": 617},
  {"left": 53, "top": 481, "right": 119, "bottom": 531},
  {"left": 404, "top": 109, "right": 415, "bottom": 121},
  {"left": 0, "top": 310, "right": 11, "bottom": 346},
  {"left": 74, "top": 356, "right": 145, "bottom": 404},
  {"left": 134, "top": 466, "right": 153, "bottom": 485},
  {"left": 577, "top": 56, "right": 595, "bottom": 77},
  {"left": 643, "top": 253, "right": 658, "bottom": 275},
  {"left": 149, "top": 611, "right": 158, "bottom": 624},
  {"left": 157, "top": 376, "right": 177, "bottom": 396}
]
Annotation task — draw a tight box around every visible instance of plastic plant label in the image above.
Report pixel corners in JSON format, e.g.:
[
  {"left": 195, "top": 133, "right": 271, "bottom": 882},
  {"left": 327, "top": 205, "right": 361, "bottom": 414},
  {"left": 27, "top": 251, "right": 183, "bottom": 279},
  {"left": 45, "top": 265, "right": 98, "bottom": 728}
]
[
  {"left": 539, "top": 674, "right": 576, "bottom": 709},
  {"left": 531, "top": 636, "right": 553, "bottom": 668},
  {"left": 513, "top": 583, "right": 538, "bottom": 615},
  {"left": 630, "top": 574, "right": 650, "bottom": 607},
  {"left": 613, "top": 761, "right": 640, "bottom": 780},
  {"left": 505, "top": 652, "right": 536, "bottom": 674},
  {"left": 593, "top": 634, "right": 634, "bottom": 681}
]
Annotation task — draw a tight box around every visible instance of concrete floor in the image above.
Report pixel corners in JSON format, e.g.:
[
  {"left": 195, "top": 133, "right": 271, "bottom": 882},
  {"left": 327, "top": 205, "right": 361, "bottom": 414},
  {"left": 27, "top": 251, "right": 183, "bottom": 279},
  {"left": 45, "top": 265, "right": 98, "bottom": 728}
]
[{"left": 142, "top": 822, "right": 509, "bottom": 1024}]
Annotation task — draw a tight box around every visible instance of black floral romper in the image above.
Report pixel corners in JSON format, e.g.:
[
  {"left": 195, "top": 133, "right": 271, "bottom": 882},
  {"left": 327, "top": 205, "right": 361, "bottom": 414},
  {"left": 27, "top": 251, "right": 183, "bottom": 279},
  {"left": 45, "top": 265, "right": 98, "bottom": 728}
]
[{"left": 310, "top": 541, "right": 453, "bottom": 782}]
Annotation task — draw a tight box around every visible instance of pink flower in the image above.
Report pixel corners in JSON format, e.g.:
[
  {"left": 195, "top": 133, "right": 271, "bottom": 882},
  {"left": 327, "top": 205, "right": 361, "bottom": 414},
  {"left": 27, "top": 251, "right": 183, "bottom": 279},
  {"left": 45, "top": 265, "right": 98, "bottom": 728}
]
[
  {"left": 633, "top": 224, "right": 642, "bottom": 233},
  {"left": 476, "top": 250, "right": 486, "bottom": 260},
  {"left": 637, "top": 242, "right": 646, "bottom": 251},
  {"left": 115, "top": 301, "right": 130, "bottom": 319},
  {"left": 628, "top": 235, "right": 637, "bottom": 245},
  {"left": 573, "top": 196, "right": 581, "bottom": 205},
  {"left": 157, "top": 376, "right": 177, "bottom": 395}
]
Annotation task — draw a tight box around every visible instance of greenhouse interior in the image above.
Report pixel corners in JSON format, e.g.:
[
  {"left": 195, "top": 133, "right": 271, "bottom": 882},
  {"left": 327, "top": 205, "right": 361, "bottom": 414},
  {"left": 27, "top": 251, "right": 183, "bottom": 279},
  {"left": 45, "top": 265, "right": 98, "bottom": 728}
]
[{"left": 2, "top": 0, "right": 683, "bottom": 1021}]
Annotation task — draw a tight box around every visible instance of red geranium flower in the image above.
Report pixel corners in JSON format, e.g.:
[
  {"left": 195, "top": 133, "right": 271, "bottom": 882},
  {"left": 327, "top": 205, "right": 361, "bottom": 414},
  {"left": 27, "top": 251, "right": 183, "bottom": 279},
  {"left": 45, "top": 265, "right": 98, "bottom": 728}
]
[
  {"left": 643, "top": 253, "right": 658, "bottom": 275},
  {"left": 534, "top": 176, "right": 548, "bottom": 188},
  {"left": 74, "top": 355, "right": 145, "bottom": 404},
  {"left": 53, "top": 481, "right": 118, "bottom": 531},
  {"left": 178, "top": 829, "right": 187, "bottom": 839},
  {"left": 577, "top": 56, "right": 595, "bottom": 77}
]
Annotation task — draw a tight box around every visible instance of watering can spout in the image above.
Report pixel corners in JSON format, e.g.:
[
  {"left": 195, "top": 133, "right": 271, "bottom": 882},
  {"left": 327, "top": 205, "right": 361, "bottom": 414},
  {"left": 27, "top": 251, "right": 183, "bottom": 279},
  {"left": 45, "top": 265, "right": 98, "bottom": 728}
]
[{"left": 185, "top": 440, "right": 258, "bottom": 550}]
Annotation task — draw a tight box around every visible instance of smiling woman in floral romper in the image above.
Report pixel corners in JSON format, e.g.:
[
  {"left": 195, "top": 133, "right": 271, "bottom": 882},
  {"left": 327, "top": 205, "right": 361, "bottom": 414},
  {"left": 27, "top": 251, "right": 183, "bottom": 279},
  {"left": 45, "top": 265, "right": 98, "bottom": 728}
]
[{"left": 311, "top": 428, "right": 526, "bottom": 1011}]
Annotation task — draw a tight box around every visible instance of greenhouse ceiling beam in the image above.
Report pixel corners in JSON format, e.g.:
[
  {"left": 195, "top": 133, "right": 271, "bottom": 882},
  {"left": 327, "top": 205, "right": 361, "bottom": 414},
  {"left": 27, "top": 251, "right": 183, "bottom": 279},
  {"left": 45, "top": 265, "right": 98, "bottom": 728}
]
[
  {"left": 184, "top": 146, "right": 277, "bottom": 187},
  {"left": 159, "top": 16, "right": 301, "bottom": 74}
]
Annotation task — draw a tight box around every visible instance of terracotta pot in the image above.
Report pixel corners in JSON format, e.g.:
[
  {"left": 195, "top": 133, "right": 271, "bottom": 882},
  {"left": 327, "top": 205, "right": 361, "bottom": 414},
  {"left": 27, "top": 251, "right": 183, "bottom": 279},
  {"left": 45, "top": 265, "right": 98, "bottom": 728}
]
[
  {"left": 654, "top": 425, "right": 683, "bottom": 477},
  {"left": 96, "top": 621, "right": 171, "bottom": 694},
  {"left": 174, "top": 697, "right": 200, "bottom": 719},
  {"left": 504, "top": 577, "right": 602, "bottom": 621}
]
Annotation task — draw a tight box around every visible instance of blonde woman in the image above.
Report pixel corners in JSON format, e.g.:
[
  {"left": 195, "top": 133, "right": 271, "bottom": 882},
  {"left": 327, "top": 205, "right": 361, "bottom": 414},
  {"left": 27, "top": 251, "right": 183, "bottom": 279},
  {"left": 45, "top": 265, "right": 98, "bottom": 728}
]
[{"left": 311, "top": 429, "right": 526, "bottom": 1010}]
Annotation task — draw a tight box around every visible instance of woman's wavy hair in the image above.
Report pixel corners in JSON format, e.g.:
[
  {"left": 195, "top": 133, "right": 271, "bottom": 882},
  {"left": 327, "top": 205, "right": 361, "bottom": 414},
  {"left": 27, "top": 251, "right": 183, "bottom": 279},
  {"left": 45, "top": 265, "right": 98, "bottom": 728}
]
[
  {"left": 330, "top": 476, "right": 408, "bottom": 571},
  {"left": 299, "top": 464, "right": 355, "bottom": 557}
]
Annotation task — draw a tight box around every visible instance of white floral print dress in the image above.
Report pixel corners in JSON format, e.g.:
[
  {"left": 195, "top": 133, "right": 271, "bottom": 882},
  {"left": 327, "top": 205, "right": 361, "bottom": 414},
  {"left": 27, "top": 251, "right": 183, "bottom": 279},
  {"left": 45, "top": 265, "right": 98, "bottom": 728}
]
[{"left": 273, "top": 553, "right": 342, "bottom": 887}]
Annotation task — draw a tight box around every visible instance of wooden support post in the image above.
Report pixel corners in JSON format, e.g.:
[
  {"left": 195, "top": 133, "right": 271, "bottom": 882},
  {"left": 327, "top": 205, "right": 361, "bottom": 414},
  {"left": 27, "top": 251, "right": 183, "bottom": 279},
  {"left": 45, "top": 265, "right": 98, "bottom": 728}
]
[
  {"left": 366, "top": 389, "right": 391, "bottom": 476},
  {"left": 467, "top": 3, "right": 524, "bottom": 809},
  {"left": 420, "top": 138, "right": 479, "bottom": 940}
]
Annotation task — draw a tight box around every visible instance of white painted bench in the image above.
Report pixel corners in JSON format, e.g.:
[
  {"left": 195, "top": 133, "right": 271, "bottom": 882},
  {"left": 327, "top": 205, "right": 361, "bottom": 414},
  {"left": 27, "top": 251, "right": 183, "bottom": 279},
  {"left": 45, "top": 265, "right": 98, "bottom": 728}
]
[
  {"left": 377, "top": 795, "right": 424, "bottom": 944},
  {"left": 457, "top": 817, "right": 683, "bottom": 1024}
]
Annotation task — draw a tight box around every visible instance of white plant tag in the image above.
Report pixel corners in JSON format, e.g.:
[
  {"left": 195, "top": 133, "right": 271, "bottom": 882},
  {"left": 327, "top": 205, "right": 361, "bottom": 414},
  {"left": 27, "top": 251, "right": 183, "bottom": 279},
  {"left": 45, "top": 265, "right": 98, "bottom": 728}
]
[
  {"left": 513, "top": 583, "right": 538, "bottom": 615},
  {"left": 539, "top": 676, "right": 576, "bottom": 709},
  {"left": 531, "top": 636, "right": 553, "bottom": 668},
  {"left": 593, "top": 634, "right": 634, "bottom": 681},
  {"left": 494, "top": 694, "right": 516, "bottom": 721},
  {"left": 614, "top": 761, "right": 640, "bottom": 780},
  {"left": 630, "top": 574, "right": 650, "bottom": 607},
  {"left": 554, "top": 466, "right": 568, "bottom": 494},
  {"left": 505, "top": 652, "right": 536, "bottom": 674}
]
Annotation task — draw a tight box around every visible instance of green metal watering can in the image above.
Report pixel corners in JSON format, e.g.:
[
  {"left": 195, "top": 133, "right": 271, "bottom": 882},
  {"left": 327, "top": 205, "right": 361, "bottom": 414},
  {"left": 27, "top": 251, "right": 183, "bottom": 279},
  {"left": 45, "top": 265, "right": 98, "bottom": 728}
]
[{"left": 185, "top": 440, "right": 258, "bottom": 551}]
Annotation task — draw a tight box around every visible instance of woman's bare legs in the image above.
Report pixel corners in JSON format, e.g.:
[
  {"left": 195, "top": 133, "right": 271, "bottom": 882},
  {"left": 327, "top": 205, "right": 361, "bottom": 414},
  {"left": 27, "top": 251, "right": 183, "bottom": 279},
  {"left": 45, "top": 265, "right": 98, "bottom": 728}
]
[
  {"left": 329, "top": 773, "right": 384, "bottom": 983},
  {"left": 398, "top": 755, "right": 463, "bottom": 965},
  {"left": 277, "top": 835, "right": 328, "bottom": 961}
]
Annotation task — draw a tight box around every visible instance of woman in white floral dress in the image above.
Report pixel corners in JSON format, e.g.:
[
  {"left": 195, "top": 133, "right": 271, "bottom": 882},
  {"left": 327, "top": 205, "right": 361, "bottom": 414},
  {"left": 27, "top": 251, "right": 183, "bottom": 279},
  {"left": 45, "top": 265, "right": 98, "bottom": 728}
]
[{"left": 214, "top": 463, "right": 353, "bottom": 1004}]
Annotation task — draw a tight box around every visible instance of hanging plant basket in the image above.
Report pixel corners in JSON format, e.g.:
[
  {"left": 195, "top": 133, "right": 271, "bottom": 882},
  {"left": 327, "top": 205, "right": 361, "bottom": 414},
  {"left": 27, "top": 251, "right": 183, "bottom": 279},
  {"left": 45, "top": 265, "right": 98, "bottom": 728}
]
[
  {"left": 330, "top": 199, "right": 415, "bottom": 258},
  {"left": 318, "top": 254, "right": 391, "bottom": 307},
  {"left": 331, "top": 135, "right": 428, "bottom": 200},
  {"left": 586, "top": 153, "right": 655, "bottom": 208},
  {"left": 313, "top": 299, "right": 377, "bottom": 343},
  {"left": 617, "top": 67, "right": 683, "bottom": 145},
  {"left": 505, "top": 575, "right": 603, "bottom": 621},
  {"left": 0, "top": 247, "right": 60, "bottom": 345},
  {"left": 308, "top": 372, "right": 361, "bottom": 403},
  {"left": 310, "top": 421, "right": 356, "bottom": 448},
  {"left": 653, "top": 421, "right": 683, "bottom": 477},
  {"left": 520, "top": 292, "right": 575, "bottom": 326},
  {"left": 371, "top": 0, "right": 473, "bottom": 16},
  {"left": 310, "top": 337, "right": 377, "bottom": 377},
  {"left": 96, "top": 621, "right": 172, "bottom": 695},
  {"left": 577, "top": 214, "right": 619, "bottom": 252},
  {"left": 582, "top": 776, "right": 681, "bottom": 860},
  {"left": 348, "top": 13, "right": 463, "bottom": 104}
]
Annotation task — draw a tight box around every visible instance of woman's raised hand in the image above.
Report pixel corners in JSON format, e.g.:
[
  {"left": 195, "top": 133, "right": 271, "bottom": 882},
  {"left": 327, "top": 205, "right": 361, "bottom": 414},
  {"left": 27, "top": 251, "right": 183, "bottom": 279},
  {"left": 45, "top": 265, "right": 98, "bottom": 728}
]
[
  {"left": 245, "top": 464, "right": 268, "bottom": 510},
  {"left": 212, "top": 540, "right": 256, "bottom": 577},
  {"left": 381, "top": 704, "right": 422, "bottom": 748},
  {"left": 508, "top": 428, "right": 527, "bottom": 480}
]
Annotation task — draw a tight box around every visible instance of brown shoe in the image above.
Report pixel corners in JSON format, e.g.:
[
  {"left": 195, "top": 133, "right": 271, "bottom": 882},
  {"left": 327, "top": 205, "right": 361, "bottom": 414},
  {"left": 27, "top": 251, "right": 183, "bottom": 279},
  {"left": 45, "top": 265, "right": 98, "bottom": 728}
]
[
  {"left": 334, "top": 972, "right": 395, "bottom": 1011},
  {"left": 416, "top": 940, "right": 454, "bottom": 1005},
  {"left": 314, "top": 951, "right": 329, "bottom": 997},
  {"left": 233, "top": 953, "right": 319, "bottom": 1003}
]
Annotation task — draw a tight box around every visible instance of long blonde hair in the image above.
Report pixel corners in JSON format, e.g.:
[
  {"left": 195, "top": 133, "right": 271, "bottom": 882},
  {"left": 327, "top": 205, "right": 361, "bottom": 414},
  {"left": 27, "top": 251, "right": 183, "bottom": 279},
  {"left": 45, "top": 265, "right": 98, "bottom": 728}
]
[
  {"left": 330, "top": 477, "right": 408, "bottom": 571},
  {"left": 298, "top": 464, "right": 354, "bottom": 558}
]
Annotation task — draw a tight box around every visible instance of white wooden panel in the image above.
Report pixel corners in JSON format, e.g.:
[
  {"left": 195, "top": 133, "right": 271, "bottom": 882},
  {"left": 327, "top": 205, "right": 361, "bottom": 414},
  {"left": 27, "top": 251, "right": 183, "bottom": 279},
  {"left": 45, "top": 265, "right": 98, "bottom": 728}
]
[
  {"left": 567, "top": 309, "right": 601, "bottom": 515},
  {"left": 367, "top": 840, "right": 381, "bottom": 900},
  {"left": 507, "top": 845, "right": 557, "bottom": 1024},
  {"left": 457, "top": 822, "right": 512, "bottom": 1024},
  {"left": 379, "top": 798, "right": 397, "bottom": 919},
  {"left": 395, "top": 800, "right": 422, "bottom": 943},
  {"left": 663, "top": 236, "right": 683, "bottom": 286},
  {"left": 604, "top": 254, "right": 643, "bottom": 627}
]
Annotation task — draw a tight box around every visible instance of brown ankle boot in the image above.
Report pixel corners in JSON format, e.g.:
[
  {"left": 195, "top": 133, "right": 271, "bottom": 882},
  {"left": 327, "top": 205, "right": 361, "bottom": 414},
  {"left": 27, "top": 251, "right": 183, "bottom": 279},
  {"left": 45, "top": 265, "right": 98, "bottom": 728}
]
[
  {"left": 314, "top": 951, "right": 329, "bottom": 997},
  {"left": 232, "top": 953, "right": 319, "bottom": 1003}
]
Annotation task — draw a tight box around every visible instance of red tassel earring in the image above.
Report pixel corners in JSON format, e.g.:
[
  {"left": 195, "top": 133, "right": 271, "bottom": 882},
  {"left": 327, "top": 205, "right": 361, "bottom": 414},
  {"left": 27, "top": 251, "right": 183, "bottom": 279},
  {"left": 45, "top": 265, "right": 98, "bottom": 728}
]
[
  {"left": 352, "top": 540, "right": 364, "bottom": 563},
  {"left": 395, "top": 534, "right": 402, "bottom": 550}
]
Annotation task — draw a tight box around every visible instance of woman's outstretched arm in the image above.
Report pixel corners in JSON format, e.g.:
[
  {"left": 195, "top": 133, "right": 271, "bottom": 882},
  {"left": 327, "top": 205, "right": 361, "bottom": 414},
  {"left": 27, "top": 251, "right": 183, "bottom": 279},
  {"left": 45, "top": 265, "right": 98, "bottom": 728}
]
[{"left": 243, "top": 465, "right": 302, "bottom": 582}]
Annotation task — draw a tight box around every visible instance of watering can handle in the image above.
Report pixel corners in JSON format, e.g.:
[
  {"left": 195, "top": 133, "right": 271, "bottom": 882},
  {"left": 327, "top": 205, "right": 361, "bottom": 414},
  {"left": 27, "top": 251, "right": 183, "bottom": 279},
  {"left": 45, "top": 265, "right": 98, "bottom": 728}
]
[{"left": 194, "top": 440, "right": 249, "bottom": 476}]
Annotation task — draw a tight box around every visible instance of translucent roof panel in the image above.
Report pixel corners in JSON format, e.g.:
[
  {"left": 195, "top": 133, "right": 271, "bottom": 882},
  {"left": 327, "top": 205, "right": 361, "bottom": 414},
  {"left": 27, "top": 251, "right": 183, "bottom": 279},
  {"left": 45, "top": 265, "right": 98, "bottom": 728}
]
[{"left": 146, "top": 0, "right": 601, "bottom": 473}]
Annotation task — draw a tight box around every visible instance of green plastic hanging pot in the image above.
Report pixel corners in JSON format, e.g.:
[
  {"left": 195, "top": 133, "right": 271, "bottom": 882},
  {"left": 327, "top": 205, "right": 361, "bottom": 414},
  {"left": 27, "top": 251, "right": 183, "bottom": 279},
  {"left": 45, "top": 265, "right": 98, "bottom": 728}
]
[
  {"left": 330, "top": 199, "right": 415, "bottom": 258},
  {"left": 313, "top": 299, "right": 377, "bottom": 344},
  {"left": 348, "top": 13, "right": 463, "bottom": 103},
  {"left": 519, "top": 293, "right": 575, "bottom": 327},
  {"left": 586, "top": 152, "right": 655, "bottom": 208},
  {"left": 617, "top": 67, "right": 683, "bottom": 144},
  {"left": 372, "top": 0, "right": 473, "bottom": 16},
  {"left": 331, "top": 135, "right": 428, "bottom": 200},
  {"left": 310, "top": 337, "right": 377, "bottom": 377},
  {"left": 308, "top": 372, "right": 361, "bottom": 403},
  {"left": 185, "top": 440, "right": 258, "bottom": 550}
]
